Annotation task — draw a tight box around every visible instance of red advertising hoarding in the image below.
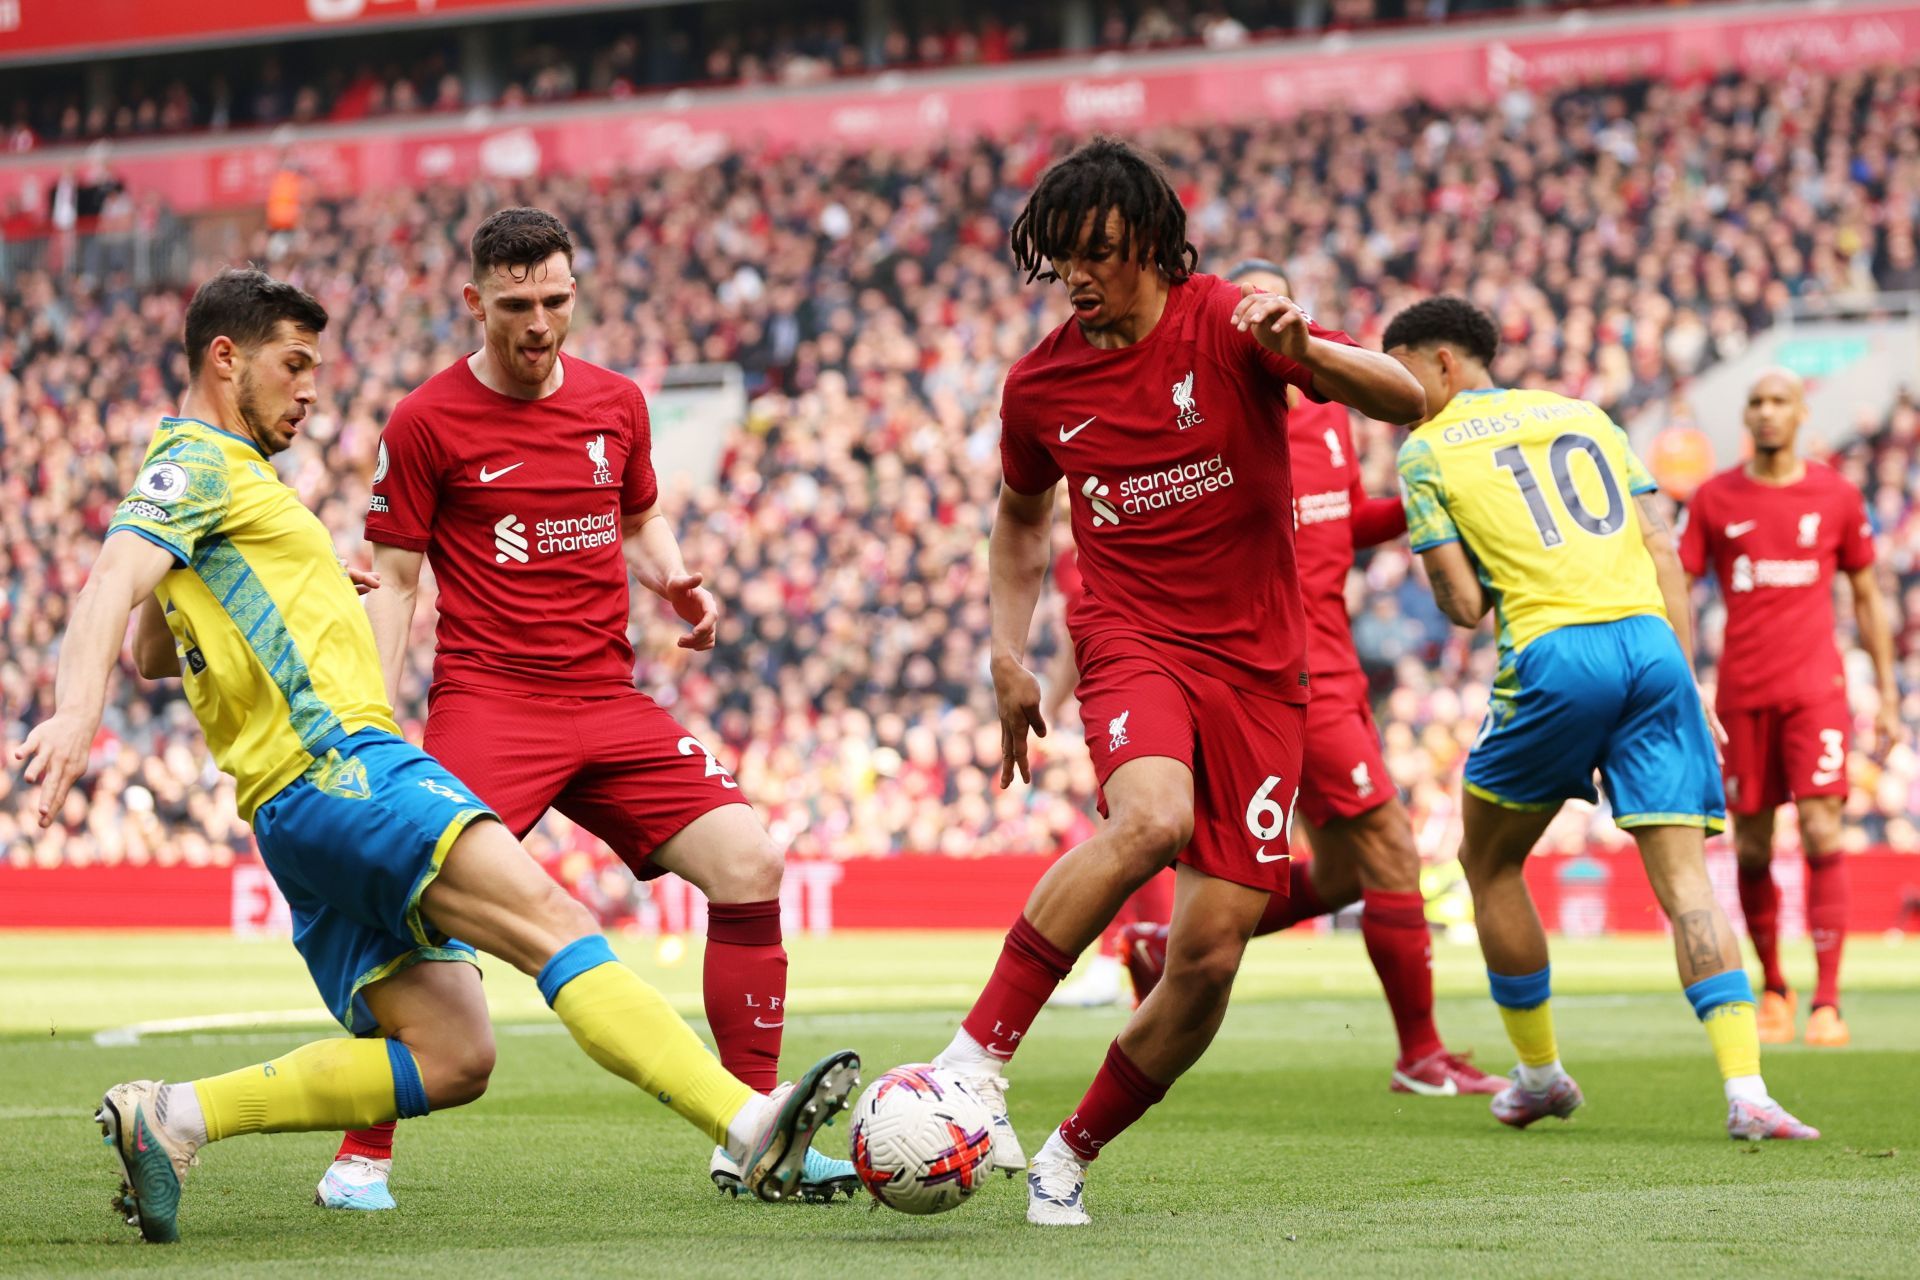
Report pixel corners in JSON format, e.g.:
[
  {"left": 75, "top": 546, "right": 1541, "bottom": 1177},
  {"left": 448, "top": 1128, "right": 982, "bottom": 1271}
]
[
  {"left": 4, "top": 849, "right": 1918, "bottom": 936},
  {"left": 0, "top": 0, "right": 590, "bottom": 62},
  {"left": 4, "top": 3, "right": 1920, "bottom": 217}
]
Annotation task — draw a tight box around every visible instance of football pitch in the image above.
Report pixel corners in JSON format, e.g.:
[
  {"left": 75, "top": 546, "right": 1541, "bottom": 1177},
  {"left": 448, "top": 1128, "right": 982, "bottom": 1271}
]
[{"left": 2, "top": 929, "right": 1915, "bottom": 1278}]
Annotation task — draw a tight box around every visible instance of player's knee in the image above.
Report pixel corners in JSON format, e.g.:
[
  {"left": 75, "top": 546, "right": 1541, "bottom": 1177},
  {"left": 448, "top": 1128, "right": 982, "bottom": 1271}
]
[
  {"left": 1165, "top": 935, "right": 1242, "bottom": 1007},
  {"left": 709, "top": 834, "right": 784, "bottom": 902},
  {"left": 1108, "top": 807, "right": 1193, "bottom": 872},
  {"left": 1732, "top": 830, "right": 1774, "bottom": 869},
  {"left": 1351, "top": 804, "right": 1419, "bottom": 892},
  {"left": 1797, "top": 803, "right": 1843, "bottom": 854},
  {"left": 410, "top": 1034, "right": 495, "bottom": 1109}
]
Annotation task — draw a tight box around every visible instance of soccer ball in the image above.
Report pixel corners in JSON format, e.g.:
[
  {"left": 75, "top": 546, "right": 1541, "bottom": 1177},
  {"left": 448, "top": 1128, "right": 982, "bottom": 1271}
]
[{"left": 848, "top": 1064, "right": 996, "bottom": 1215}]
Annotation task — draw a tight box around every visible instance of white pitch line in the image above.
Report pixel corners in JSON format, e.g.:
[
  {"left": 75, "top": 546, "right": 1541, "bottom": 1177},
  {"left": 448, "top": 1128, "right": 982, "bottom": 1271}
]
[{"left": 87, "top": 984, "right": 988, "bottom": 1046}]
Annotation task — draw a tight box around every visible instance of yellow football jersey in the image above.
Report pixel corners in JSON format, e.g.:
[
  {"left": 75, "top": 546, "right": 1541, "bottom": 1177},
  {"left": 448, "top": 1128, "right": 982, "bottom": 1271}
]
[
  {"left": 1396, "top": 387, "right": 1666, "bottom": 657},
  {"left": 108, "top": 417, "right": 399, "bottom": 818}
]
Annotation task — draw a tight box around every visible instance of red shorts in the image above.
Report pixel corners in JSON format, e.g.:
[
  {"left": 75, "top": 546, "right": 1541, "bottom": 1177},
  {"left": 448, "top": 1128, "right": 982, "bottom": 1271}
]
[
  {"left": 1073, "top": 643, "right": 1306, "bottom": 895},
  {"left": 1297, "top": 670, "right": 1393, "bottom": 828},
  {"left": 423, "top": 682, "right": 748, "bottom": 878},
  {"left": 1719, "top": 695, "right": 1852, "bottom": 815}
]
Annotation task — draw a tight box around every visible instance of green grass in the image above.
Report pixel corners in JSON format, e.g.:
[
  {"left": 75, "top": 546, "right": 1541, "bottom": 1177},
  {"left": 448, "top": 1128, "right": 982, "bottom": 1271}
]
[{"left": 2, "top": 930, "right": 1916, "bottom": 1278}]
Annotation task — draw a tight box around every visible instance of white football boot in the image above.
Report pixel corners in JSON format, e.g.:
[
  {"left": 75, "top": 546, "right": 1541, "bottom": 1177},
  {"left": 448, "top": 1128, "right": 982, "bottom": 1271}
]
[
  {"left": 1025, "top": 1132, "right": 1091, "bottom": 1226},
  {"left": 316, "top": 1155, "right": 396, "bottom": 1210},
  {"left": 933, "top": 1064, "right": 1025, "bottom": 1176}
]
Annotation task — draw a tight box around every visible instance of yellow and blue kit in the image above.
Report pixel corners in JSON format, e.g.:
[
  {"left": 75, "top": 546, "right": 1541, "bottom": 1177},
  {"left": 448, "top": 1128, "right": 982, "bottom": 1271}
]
[
  {"left": 109, "top": 416, "right": 495, "bottom": 1032},
  {"left": 1397, "top": 388, "right": 1724, "bottom": 830}
]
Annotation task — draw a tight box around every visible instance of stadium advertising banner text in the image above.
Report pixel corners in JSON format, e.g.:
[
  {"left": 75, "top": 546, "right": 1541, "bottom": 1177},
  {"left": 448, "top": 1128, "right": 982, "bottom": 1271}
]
[
  {"left": 5, "top": 2, "right": 1920, "bottom": 215},
  {"left": 0, "top": 0, "right": 562, "bottom": 61}
]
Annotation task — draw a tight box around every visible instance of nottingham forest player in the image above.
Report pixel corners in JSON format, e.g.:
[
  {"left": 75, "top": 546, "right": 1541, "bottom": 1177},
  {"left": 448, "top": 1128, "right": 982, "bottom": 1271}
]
[
  {"left": 1387, "top": 296, "right": 1815, "bottom": 1142},
  {"left": 1678, "top": 369, "right": 1901, "bottom": 1048},
  {"left": 15, "top": 268, "right": 858, "bottom": 1244},
  {"left": 932, "top": 137, "right": 1426, "bottom": 1226}
]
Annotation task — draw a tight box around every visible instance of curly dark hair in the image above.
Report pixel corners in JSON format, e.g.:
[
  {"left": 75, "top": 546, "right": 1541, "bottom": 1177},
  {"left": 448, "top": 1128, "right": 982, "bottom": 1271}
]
[
  {"left": 183, "top": 268, "right": 328, "bottom": 379},
  {"left": 1380, "top": 296, "right": 1500, "bottom": 365},
  {"left": 471, "top": 206, "right": 574, "bottom": 281},
  {"left": 1009, "top": 137, "right": 1197, "bottom": 285}
]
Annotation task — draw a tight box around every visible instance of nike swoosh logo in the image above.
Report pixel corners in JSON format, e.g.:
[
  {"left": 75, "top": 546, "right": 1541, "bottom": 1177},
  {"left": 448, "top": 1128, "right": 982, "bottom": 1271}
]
[
  {"left": 1395, "top": 1072, "right": 1459, "bottom": 1097},
  {"left": 478, "top": 463, "right": 524, "bottom": 483},
  {"left": 1725, "top": 521, "right": 1757, "bottom": 538},
  {"left": 753, "top": 1018, "right": 785, "bottom": 1030},
  {"left": 1254, "top": 847, "right": 1291, "bottom": 863},
  {"left": 1058, "top": 416, "right": 1095, "bottom": 442},
  {"left": 135, "top": 1126, "right": 148, "bottom": 1153}
]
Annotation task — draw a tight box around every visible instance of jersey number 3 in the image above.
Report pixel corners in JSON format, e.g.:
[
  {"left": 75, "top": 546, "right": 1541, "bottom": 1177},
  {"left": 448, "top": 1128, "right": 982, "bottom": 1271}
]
[
  {"left": 677, "top": 736, "right": 739, "bottom": 790},
  {"left": 1493, "top": 435, "right": 1626, "bottom": 549}
]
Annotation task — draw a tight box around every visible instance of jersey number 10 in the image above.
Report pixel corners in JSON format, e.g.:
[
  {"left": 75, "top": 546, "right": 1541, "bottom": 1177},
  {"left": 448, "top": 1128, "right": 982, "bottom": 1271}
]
[{"left": 1492, "top": 434, "right": 1627, "bottom": 548}]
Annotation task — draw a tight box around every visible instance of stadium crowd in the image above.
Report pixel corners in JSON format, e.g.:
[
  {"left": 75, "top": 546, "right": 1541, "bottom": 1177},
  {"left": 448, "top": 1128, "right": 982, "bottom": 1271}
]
[
  {"left": 10, "top": 0, "right": 1657, "bottom": 151},
  {"left": 5, "top": 68, "right": 1920, "bottom": 914}
]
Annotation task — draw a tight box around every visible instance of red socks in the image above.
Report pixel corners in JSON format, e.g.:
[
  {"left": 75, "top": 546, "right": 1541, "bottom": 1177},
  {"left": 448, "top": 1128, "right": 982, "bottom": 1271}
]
[
  {"left": 1806, "top": 854, "right": 1848, "bottom": 1010},
  {"left": 1252, "top": 860, "right": 1320, "bottom": 936},
  {"left": 337, "top": 1120, "right": 395, "bottom": 1163},
  {"left": 961, "top": 915, "right": 1076, "bottom": 1061},
  {"left": 1060, "top": 1041, "right": 1170, "bottom": 1161},
  {"left": 1737, "top": 864, "right": 1788, "bottom": 995},
  {"left": 705, "top": 900, "right": 788, "bottom": 1093},
  {"left": 1360, "top": 889, "right": 1444, "bottom": 1063}
]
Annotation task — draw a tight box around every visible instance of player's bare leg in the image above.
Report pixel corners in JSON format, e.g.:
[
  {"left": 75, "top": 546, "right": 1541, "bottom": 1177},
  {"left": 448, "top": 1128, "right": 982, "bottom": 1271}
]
[
  {"left": 650, "top": 804, "right": 857, "bottom": 1200},
  {"left": 1028, "top": 865, "right": 1266, "bottom": 1226},
  {"left": 1794, "top": 795, "right": 1851, "bottom": 1046},
  {"left": 420, "top": 820, "right": 862, "bottom": 1199},
  {"left": 317, "top": 963, "right": 495, "bottom": 1211},
  {"left": 1455, "top": 795, "right": 1583, "bottom": 1127},
  {"left": 1731, "top": 809, "right": 1795, "bottom": 1041},
  {"left": 1634, "top": 824, "right": 1818, "bottom": 1139},
  {"left": 937, "top": 757, "right": 1194, "bottom": 1175}
]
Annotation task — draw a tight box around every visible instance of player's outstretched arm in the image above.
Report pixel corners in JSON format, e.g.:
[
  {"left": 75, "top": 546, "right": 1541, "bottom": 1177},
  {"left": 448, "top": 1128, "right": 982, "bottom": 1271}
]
[
  {"left": 990, "top": 483, "right": 1056, "bottom": 787},
  {"left": 1232, "top": 292, "right": 1425, "bottom": 423},
  {"left": 622, "top": 505, "right": 717, "bottom": 650},
  {"left": 1416, "top": 542, "right": 1489, "bottom": 629},
  {"left": 14, "top": 532, "right": 175, "bottom": 827},
  {"left": 363, "top": 543, "right": 424, "bottom": 706},
  {"left": 1846, "top": 564, "right": 1904, "bottom": 757},
  {"left": 131, "top": 594, "right": 182, "bottom": 679}
]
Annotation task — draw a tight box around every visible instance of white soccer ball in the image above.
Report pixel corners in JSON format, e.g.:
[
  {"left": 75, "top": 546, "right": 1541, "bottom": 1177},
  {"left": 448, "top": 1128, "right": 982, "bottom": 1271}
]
[{"left": 848, "top": 1064, "right": 996, "bottom": 1215}]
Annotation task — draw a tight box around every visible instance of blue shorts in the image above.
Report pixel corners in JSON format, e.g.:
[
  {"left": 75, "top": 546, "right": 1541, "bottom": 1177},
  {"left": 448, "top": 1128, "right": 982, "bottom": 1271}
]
[
  {"left": 1465, "top": 615, "right": 1726, "bottom": 832},
  {"left": 251, "top": 728, "right": 495, "bottom": 1035}
]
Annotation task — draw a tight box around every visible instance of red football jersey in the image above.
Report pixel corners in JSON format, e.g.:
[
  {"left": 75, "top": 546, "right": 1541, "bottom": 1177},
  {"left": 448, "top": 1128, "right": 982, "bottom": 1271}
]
[
  {"left": 365, "top": 354, "right": 658, "bottom": 697},
  {"left": 1678, "top": 461, "right": 1874, "bottom": 712},
  {"left": 1289, "top": 398, "right": 1405, "bottom": 679},
  {"left": 1000, "top": 273, "right": 1358, "bottom": 700}
]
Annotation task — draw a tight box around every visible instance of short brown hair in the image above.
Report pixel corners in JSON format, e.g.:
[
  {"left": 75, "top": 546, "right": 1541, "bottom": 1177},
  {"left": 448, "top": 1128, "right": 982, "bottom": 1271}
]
[
  {"left": 471, "top": 207, "right": 574, "bottom": 281},
  {"left": 183, "top": 268, "right": 328, "bottom": 378}
]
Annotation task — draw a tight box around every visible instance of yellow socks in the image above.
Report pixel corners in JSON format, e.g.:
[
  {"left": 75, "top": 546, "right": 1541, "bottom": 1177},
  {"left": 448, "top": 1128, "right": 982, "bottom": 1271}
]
[
  {"left": 1488, "top": 966, "right": 1562, "bottom": 1086},
  {"left": 1687, "top": 971, "right": 1762, "bottom": 1084},
  {"left": 540, "top": 936, "right": 755, "bottom": 1147},
  {"left": 193, "top": 1037, "right": 421, "bottom": 1140}
]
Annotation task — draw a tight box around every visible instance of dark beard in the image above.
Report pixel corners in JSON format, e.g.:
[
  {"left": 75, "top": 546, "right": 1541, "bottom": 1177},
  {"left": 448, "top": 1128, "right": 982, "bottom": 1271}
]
[{"left": 236, "top": 368, "right": 283, "bottom": 455}]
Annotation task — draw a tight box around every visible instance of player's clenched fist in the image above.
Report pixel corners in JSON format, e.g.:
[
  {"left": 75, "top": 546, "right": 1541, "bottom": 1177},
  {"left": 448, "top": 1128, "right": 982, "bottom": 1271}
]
[
  {"left": 1231, "top": 289, "right": 1312, "bottom": 360},
  {"left": 14, "top": 710, "right": 95, "bottom": 828},
  {"left": 991, "top": 656, "right": 1047, "bottom": 788}
]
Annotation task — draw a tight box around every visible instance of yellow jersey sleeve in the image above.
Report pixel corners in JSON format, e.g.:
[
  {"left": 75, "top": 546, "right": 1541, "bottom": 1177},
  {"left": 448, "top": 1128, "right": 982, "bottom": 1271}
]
[
  {"left": 1397, "top": 435, "right": 1459, "bottom": 553},
  {"left": 107, "top": 430, "right": 233, "bottom": 565},
  {"left": 1611, "top": 422, "right": 1660, "bottom": 497}
]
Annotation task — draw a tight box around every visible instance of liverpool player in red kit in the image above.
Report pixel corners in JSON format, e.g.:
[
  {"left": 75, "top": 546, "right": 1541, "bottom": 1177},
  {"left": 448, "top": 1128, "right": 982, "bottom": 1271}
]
[
  {"left": 321, "top": 208, "right": 857, "bottom": 1208},
  {"left": 1679, "top": 369, "right": 1901, "bottom": 1049},
  {"left": 930, "top": 139, "right": 1424, "bottom": 1226},
  {"left": 1113, "top": 259, "right": 1499, "bottom": 1098}
]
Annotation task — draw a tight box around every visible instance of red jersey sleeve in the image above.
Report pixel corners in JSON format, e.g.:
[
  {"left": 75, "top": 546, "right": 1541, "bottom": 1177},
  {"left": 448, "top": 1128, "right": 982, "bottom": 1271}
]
[
  {"left": 365, "top": 397, "right": 445, "bottom": 552},
  {"left": 621, "top": 384, "right": 659, "bottom": 514},
  {"left": 1838, "top": 483, "right": 1875, "bottom": 574},
  {"left": 1676, "top": 486, "right": 1710, "bottom": 577},
  {"left": 1337, "top": 415, "right": 1405, "bottom": 547},
  {"left": 998, "top": 367, "right": 1062, "bottom": 496}
]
